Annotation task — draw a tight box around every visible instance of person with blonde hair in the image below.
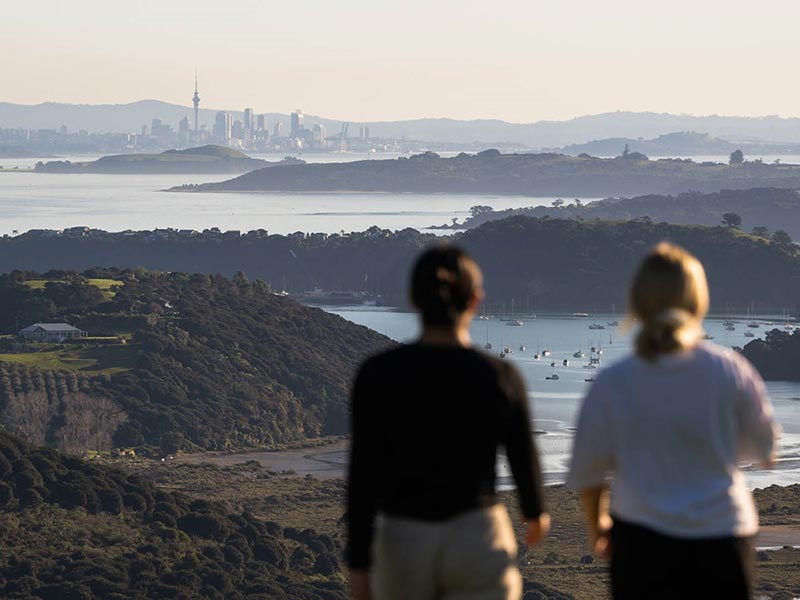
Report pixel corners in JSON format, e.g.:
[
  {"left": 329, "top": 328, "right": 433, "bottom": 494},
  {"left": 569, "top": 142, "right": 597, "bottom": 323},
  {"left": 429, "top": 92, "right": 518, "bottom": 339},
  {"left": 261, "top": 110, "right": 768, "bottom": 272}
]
[
  {"left": 347, "top": 245, "right": 549, "bottom": 600},
  {"left": 568, "top": 242, "right": 779, "bottom": 599}
]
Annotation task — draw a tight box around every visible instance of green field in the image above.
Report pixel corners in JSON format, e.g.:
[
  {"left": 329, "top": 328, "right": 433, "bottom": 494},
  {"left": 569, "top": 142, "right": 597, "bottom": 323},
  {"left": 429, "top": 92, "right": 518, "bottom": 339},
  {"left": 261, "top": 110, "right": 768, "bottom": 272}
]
[
  {"left": 23, "top": 278, "right": 124, "bottom": 299},
  {"left": 0, "top": 343, "right": 137, "bottom": 375}
]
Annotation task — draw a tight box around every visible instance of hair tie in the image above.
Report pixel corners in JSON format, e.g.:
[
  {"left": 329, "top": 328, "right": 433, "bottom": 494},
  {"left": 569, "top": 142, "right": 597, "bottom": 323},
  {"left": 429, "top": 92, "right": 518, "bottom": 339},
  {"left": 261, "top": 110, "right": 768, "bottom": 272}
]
[
  {"left": 435, "top": 267, "right": 457, "bottom": 285},
  {"left": 651, "top": 308, "right": 692, "bottom": 328}
]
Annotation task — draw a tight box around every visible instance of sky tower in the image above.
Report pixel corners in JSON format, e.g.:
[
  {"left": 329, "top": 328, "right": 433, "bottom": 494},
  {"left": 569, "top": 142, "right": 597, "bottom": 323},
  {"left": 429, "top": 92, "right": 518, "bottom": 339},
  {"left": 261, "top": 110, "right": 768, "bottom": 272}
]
[{"left": 192, "top": 72, "right": 200, "bottom": 132}]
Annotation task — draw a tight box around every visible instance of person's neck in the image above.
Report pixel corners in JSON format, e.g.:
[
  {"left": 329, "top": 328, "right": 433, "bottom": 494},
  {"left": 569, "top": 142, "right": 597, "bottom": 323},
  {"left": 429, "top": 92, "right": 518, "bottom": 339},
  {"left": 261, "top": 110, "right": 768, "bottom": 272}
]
[{"left": 419, "top": 325, "right": 472, "bottom": 348}]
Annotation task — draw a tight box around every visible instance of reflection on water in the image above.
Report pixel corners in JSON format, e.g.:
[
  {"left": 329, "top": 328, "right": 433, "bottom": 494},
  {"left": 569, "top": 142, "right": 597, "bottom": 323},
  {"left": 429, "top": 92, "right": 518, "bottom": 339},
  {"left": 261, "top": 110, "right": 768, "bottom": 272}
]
[{"left": 328, "top": 307, "right": 800, "bottom": 488}]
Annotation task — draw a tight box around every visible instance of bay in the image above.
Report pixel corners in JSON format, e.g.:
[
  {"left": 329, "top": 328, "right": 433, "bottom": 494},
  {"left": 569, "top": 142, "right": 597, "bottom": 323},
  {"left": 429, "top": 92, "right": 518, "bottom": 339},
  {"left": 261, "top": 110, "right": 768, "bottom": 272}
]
[
  {"left": 0, "top": 170, "right": 594, "bottom": 235},
  {"left": 326, "top": 307, "right": 800, "bottom": 489}
]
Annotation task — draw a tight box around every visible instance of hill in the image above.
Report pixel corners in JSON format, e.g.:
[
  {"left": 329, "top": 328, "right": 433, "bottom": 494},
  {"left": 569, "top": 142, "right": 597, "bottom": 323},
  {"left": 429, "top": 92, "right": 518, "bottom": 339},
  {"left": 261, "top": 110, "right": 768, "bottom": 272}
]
[
  {"left": 0, "top": 429, "right": 347, "bottom": 599},
  {"left": 449, "top": 188, "right": 800, "bottom": 240},
  {"left": 3, "top": 219, "right": 800, "bottom": 315},
  {"left": 0, "top": 270, "right": 392, "bottom": 453},
  {"left": 32, "top": 145, "right": 300, "bottom": 174},
  {"left": 554, "top": 131, "right": 800, "bottom": 158},
  {"left": 7, "top": 101, "right": 800, "bottom": 146},
  {"left": 174, "top": 151, "right": 800, "bottom": 197}
]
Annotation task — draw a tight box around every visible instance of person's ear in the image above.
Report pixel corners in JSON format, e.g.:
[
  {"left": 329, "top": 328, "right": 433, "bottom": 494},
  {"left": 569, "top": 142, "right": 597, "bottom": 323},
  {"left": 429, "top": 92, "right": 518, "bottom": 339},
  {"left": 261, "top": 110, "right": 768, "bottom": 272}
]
[{"left": 466, "top": 289, "right": 484, "bottom": 313}]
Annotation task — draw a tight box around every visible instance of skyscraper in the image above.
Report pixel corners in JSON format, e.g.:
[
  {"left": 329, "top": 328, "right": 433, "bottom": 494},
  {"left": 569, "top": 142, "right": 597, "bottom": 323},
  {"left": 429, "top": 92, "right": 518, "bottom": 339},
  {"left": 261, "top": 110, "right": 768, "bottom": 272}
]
[
  {"left": 179, "top": 116, "right": 191, "bottom": 135},
  {"left": 313, "top": 123, "right": 326, "bottom": 146},
  {"left": 274, "top": 122, "right": 284, "bottom": 138},
  {"left": 213, "top": 111, "right": 231, "bottom": 142},
  {"left": 290, "top": 110, "right": 304, "bottom": 138},
  {"left": 256, "top": 114, "right": 267, "bottom": 131},
  {"left": 244, "top": 108, "right": 254, "bottom": 131},
  {"left": 192, "top": 72, "right": 200, "bottom": 133}
]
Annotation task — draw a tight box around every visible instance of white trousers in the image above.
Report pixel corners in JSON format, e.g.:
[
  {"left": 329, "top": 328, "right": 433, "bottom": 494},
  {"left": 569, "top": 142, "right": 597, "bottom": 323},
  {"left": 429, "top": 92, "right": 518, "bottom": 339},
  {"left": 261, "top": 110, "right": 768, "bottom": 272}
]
[{"left": 373, "top": 504, "right": 522, "bottom": 600}]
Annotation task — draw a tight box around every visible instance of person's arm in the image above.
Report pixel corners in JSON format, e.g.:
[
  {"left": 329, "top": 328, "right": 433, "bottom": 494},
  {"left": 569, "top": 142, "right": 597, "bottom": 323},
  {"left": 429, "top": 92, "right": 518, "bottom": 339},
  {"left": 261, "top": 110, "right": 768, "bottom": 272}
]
[
  {"left": 500, "top": 364, "right": 549, "bottom": 545},
  {"left": 566, "top": 372, "right": 616, "bottom": 555},
  {"left": 346, "top": 362, "right": 379, "bottom": 598},
  {"left": 734, "top": 357, "right": 780, "bottom": 468},
  {"left": 580, "top": 486, "right": 613, "bottom": 558}
]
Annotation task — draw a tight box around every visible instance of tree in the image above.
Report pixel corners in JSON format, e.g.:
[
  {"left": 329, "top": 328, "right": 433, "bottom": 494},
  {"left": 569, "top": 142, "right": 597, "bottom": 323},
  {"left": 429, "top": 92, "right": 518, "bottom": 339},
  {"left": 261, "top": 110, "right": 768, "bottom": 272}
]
[
  {"left": 729, "top": 149, "right": 744, "bottom": 165},
  {"left": 772, "top": 230, "right": 793, "bottom": 245},
  {"left": 752, "top": 226, "right": 770, "bottom": 238},
  {"left": 469, "top": 205, "right": 493, "bottom": 218},
  {"left": 721, "top": 213, "right": 742, "bottom": 229},
  {"left": 551, "top": 198, "right": 564, "bottom": 208}
]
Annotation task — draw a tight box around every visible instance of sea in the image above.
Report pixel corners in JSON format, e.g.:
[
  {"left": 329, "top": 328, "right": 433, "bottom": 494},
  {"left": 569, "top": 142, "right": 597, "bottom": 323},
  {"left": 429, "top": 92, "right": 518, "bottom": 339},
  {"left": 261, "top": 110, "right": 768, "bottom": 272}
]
[
  {"left": 2, "top": 150, "right": 797, "bottom": 237},
  {"left": 326, "top": 307, "right": 800, "bottom": 489}
]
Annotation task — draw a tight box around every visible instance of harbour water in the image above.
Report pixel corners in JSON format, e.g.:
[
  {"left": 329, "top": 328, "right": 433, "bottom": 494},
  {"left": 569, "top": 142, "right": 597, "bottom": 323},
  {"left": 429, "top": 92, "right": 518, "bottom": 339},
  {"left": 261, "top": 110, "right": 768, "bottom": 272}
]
[
  {"left": 326, "top": 307, "right": 800, "bottom": 489},
  {"left": 0, "top": 169, "right": 592, "bottom": 236}
]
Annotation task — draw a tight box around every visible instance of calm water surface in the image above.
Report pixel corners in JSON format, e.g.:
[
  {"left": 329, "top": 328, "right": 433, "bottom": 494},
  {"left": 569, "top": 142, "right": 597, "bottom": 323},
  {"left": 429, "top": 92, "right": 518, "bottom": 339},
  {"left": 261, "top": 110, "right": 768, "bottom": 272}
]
[
  {"left": 0, "top": 169, "right": 592, "bottom": 235},
  {"left": 327, "top": 307, "right": 800, "bottom": 488}
]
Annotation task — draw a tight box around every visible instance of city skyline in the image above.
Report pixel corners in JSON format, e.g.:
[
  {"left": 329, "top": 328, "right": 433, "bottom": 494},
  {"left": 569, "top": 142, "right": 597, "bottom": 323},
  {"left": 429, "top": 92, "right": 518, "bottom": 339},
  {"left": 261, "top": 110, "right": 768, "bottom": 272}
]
[{"left": 2, "top": 0, "right": 800, "bottom": 122}]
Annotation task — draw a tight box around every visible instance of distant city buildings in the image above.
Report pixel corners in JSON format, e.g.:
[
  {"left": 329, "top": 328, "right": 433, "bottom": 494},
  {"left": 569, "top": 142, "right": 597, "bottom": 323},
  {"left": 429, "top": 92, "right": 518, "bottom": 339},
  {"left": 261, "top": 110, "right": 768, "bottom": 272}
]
[{"left": 0, "top": 73, "right": 492, "bottom": 156}]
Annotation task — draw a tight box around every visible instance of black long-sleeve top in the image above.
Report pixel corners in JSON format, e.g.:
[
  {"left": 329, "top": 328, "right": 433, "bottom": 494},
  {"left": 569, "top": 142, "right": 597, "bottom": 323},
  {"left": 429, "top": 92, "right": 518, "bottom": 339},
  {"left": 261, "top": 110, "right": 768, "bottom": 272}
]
[{"left": 346, "top": 343, "right": 545, "bottom": 570}]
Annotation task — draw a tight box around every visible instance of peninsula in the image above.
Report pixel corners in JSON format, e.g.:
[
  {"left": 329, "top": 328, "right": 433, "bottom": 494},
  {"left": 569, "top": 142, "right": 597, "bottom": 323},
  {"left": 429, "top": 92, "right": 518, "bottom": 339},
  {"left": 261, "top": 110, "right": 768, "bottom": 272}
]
[
  {"left": 32, "top": 145, "right": 301, "bottom": 174},
  {"left": 170, "top": 150, "right": 800, "bottom": 197},
  {"left": 3, "top": 217, "right": 800, "bottom": 313},
  {"left": 439, "top": 187, "right": 800, "bottom": 240}
]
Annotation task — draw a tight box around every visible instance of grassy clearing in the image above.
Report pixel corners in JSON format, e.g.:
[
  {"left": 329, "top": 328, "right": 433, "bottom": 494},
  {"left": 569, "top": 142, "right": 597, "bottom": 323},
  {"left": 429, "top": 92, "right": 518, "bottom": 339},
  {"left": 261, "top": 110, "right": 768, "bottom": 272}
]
[
  {"left": 23, "top": 278, "right": 124, "bottom": 299},
  {"left": 0, "top": 343, "right": 137, "bottom": 375}
]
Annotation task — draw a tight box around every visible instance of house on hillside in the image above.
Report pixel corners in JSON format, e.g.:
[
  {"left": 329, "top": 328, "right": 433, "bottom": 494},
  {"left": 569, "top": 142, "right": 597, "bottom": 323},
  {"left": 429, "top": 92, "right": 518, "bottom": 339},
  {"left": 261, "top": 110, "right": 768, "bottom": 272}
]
[{"left": 19, "top": 323, "right": 88, "bottom": 342}]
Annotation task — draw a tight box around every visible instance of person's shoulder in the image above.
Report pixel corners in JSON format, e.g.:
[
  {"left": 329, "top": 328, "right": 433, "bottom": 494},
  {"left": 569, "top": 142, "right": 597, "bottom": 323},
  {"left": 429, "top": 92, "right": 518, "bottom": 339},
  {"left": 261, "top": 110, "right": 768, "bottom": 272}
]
[
  {"left": 359, "top": 343, "right": 412, "bottom": 368},
  {"left": 695, "top": 341, "right": 747, "bottom": 369},
  {"left": 596, "top": 353, "right": 638, "bottom": 382},
  {"left": 694, "top": 342, "right": 761, "bottom": 381}
]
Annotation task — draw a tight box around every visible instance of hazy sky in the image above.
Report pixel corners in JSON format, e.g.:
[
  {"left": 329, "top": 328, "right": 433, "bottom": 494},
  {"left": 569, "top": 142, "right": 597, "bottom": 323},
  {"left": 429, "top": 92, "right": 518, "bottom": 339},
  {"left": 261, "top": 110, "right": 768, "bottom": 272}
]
[{"left": 3, "top": 0, "right": 800, "bottom": 122}]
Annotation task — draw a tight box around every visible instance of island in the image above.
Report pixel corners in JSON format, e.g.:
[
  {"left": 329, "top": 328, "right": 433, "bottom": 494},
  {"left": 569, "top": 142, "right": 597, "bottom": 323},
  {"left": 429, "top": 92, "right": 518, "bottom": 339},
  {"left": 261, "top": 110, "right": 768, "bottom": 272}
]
[
  {"left": 437, "top": 187, "right": 800, "bottom": 241},
  {"left": 170, "top": 149, "right": 800, "bottom": 197},
  {"left": 32, "top": 145, "right": 303, "bottom": 174}
]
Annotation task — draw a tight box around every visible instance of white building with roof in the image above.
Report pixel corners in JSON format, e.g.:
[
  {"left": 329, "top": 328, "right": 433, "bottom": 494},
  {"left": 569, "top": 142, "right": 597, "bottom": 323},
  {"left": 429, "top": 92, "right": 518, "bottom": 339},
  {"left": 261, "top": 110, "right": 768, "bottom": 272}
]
[{"left": 19, "top": 323, "right": 88, "bottom": 342}]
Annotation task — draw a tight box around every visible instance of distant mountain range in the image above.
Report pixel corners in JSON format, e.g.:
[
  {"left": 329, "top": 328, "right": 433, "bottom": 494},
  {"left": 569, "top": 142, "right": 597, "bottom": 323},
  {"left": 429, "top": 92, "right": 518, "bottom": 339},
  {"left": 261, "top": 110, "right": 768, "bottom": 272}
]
[{"left": 3, "top": 100, "right": 800, "bottom": 147}]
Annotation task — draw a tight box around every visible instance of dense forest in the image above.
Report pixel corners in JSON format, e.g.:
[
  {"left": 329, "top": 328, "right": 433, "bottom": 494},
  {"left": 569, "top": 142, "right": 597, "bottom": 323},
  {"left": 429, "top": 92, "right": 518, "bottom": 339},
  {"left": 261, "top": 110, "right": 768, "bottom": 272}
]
[
  {"left": 3, "top": 218, "right": 800, "bottom": 313},
  {"left": 0, "top": 429, "right": 347, "bottom": 599},
  {"left": 32, "top": 145, "right": 298, "bottom": 174},
  {"left": 741, "top": 329, "right": 800, "bottom": 381},
  {"left": 0, "top": 270, "right": 392, "bottom": 453},
  {"left": 173, "top": 150, "right": 800, "bottom": 197},
  {"left": 447, "top": 188, "right": 800, "bottom": 239}
]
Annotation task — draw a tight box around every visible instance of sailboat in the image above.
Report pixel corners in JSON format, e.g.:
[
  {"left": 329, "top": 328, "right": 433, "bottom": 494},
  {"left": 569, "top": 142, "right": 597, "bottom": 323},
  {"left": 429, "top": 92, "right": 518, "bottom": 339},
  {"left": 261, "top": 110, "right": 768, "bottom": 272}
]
[{"left": 607, "top": 304, "right": 619, "bottom": 327}]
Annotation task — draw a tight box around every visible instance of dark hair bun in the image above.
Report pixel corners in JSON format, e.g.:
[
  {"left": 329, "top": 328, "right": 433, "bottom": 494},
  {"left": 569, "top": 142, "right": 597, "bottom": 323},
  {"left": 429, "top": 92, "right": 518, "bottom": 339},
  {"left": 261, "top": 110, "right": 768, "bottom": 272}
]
[{"left": 411, "top": 246, "right": 481, "bottom": 327}]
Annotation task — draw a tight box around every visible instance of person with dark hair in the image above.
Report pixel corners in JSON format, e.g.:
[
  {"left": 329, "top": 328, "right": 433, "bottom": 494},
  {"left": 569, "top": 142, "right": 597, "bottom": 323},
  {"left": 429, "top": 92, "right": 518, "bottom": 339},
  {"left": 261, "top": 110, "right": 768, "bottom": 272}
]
[
  {"left": 568, "top": 242, "right": 780, "bottom": 599},
  {"left": 347, "top": 245, "right": 549, "bottom": 600}
]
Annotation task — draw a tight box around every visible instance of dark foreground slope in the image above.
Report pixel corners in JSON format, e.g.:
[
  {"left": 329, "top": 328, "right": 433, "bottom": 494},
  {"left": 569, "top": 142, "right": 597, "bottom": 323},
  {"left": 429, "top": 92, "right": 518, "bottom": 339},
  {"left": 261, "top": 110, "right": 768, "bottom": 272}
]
[
  {"left": 0, "top": 270, "right": 392, "bottom": 452},
  {"left": 173, "top": 151, "right": 800, "bottom": 197},
  {"left": 3, "top": 219, "right": 800, "bottom": 313},
  {"left": 33, "top": 145, "right": 300, "bottom": 174},
  {"left": 0, "top": 430, "right": 347, "bottom": 599},
  {"left": 448, "top": 188, "right": 800, "bottom": 240},
  {"left": 741, "top": 329, "right": 800, "bottom": 381}
]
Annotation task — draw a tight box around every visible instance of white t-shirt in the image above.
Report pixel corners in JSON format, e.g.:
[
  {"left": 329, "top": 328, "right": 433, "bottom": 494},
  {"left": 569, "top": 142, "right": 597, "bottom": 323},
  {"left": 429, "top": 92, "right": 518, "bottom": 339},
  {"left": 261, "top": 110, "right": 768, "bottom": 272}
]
[{"left": 567, "top": 342, "right": 779, "bottom": 538}]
